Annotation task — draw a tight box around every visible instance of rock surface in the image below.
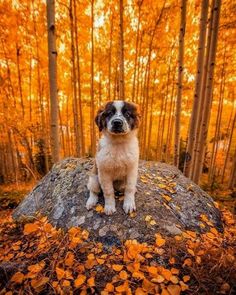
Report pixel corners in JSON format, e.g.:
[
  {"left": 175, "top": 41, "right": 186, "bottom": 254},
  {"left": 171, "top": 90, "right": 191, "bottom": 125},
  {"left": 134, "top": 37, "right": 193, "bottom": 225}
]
[{"left": 13, "top": 158, "right": 223, "bottom": 242}]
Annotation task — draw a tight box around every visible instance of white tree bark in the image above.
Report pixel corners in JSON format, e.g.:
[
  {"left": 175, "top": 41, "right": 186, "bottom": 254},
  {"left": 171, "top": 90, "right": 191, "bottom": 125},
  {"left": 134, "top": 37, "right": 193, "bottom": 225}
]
[{"left": 46, "top": 0, "right": 60, "bottom": 163}]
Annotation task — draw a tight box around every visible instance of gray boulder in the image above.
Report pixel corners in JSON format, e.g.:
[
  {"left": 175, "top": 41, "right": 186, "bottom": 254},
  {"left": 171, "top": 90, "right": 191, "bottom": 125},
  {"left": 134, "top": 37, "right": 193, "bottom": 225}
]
[{"left": 13, "top": 158, "right": 223, "bottom": 243}]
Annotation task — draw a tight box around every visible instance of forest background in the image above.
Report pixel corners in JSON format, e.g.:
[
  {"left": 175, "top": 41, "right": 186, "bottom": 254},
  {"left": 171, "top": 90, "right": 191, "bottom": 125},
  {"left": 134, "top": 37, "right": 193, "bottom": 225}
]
[{"left": 0, "top": 0, "right": 235, "bottom": 196}]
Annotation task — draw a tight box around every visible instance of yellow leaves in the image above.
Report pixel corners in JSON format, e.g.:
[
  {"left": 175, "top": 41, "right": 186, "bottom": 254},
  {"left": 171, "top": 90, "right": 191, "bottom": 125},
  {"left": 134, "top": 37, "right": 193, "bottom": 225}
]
[
  {"left": 11, "top": 272, "right": 24, "bottom": 283},
  {"left": 187, "top": 248, "right": 195, "bottom": 256},
  {"left": 65, "top": 252, "right": 74, "bottom": 266},
  {"left": 112, "top": 264, "right": 123, "bottom": 271},
  {"left": 163, "top": 195, "right": 172, "bottom": 202},
  {"left": 155, "top": 233, "right": 166, "bottom": 247},
  {"left": 119, "top": 270, "right": 128, "bottom": 280},
  {"left": 105, "top": 282, "right": 114, "bottom": 292},
  {"left": 97, "top": 258, "right": 105, "bottom": 264},
  {"left": 28, "top": 261, "right": 45, "bottom": 273},
  {"left": 183, "top": 258, "right": 192, "bottom": 267},
  {"left": 167, "top": 284, "right": 181, "bottom": 295},
  {"left": 87, "top": 277, "right": 95, "bottom": 287},
  {"left": 183, "top": 275, "right": 190, "bottom": 282},
  {"left": 24, "top": 222, "right": 39, "bottom": 235},
  {"left": 55, "top": 267, "right": 73, "bottom": 281},
  {"left": 169, "top": 275, "right": 179, "bottom": 284},
  {"left": 147, "top": 266, "right": 158, "bottom": 275},
  {"left": 152, "top": 274, "right": 165, "bottom": 283},
  {"left": 160, "top": 268, "right": 172, "bottom": 281},
  {"left": 31, "top": 276, "right": 49, "bottom": 290},
  {"left": 158, "top": 183, "right": 166, "bottom": 189},
  {"left": 74, "top": 274, "right": 86, "bottom": 287},
  {"left": 95, "top": 204, "right": 104, "bottom": 213},
  {"left": 144, "top": 215, "right": 156, "bottom": 225}
]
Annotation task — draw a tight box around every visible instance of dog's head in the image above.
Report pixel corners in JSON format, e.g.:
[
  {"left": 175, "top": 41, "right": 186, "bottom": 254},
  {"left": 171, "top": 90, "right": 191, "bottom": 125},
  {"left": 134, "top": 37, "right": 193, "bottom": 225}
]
[{"left": 95, "top": 101, "right": 140, "bottom": 135}]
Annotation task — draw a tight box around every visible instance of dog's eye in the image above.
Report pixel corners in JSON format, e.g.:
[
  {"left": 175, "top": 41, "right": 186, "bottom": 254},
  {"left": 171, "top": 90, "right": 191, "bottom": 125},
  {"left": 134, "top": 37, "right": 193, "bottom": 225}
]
[{"left": 125, "top": 111, "right": 131, "bottom": 118}]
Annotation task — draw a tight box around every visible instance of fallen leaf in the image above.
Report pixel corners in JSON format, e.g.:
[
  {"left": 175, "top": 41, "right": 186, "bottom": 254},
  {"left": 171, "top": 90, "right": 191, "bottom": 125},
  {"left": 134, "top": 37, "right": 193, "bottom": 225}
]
[
  {"left": 31, "top": 277, "right": 49, "bottom": 290},
  {"left": 119, "top": 270, "right": 128, "bottom": 280},
  {"left": 11, "top": 272, "right": 24, "bottom": 284},
  {"left": 167, "top": 284, "right": 181, "bottom": 295},
  {"left": 155, "top": 233, "right": 166, "bottom": 247},
  {"left": 183, "top": 275, "right": 190, "bottom": 282},
  {"left": 112, "top": 264, "right": 123, "bottom": 271},
  {"left": 87, "top": 277, "right": 95, "bottom": 287},
  {"left": 24, "top": 223, "right": 39, "bottom": 235},
  {"left": 74, "top": 274, "right": 86, "bottom": 287}
]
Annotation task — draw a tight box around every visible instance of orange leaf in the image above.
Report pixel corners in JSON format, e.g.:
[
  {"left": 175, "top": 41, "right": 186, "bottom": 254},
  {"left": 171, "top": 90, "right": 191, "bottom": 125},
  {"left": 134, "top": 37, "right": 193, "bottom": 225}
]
[
  {"left": 167, "top": 284, "right": 181, "bottom": 295},
  {"left": 11, "top": 272, "right": 24, "bottom": 284},
  {"left": 161, "top": 268, "right": 172, "bottom": 281},
  {"left": 97, "top": 258, "right": 105, "bottom": 265},
  {"left": 28, "top": 261, "right": 45, "bottom": 273},
  {"left": 105, "top": 282, "right": 114, "bottom": 292},
  {"left": 163, "top": 195, "right": 172, "bottom": 202},
  {"left": 135, "top": 287, "right": 146, "bottom": 295},
  {"left": 147, "top": 266, "right": 158, "bottom": 275},
  {"left": 65, "top": 252, "right": 74, "bottom": 267},
  {"left": 62, "top": 280, "right": 71, "bottom": 287},
  {"left": 112, "top": 264, "right": 123, "bottom": 271},
  {"left": 152, "top": 274, "right": 165, "bottom": 283},
  {"left": 155, "top": 234, "right": 166, "bottom": 247},
  {"left": 31, "top": 277, "right": 49, "bottom": 290},
  {"left": 180, "top": 280, "right": 189, "bottom": 291},
  {"left": 56, "top": 267, "right": 65, "bottom": 280},
  {"left": 74, "top": 274, "right": 86, "bottom": 287},
  {"left": 24, "top": 223, "right": 39, "bottom": 235},
  {"left": 170, "top": 275, "right": 179, "bottom": 284},
  {"left": 161, "top": 288, "right": 170, "bottom": 295},
  {"left": 183, "top": 258, "right": 192, "bottom": 267},
  {"left": 87, "top": 277, "right": 95, "bottom": 287},
  {"left": 119, "top": 270, "right": 128, "bottom": 280},
  {"left": 183, "top": 275, "right": 190, "bottom": 282}
]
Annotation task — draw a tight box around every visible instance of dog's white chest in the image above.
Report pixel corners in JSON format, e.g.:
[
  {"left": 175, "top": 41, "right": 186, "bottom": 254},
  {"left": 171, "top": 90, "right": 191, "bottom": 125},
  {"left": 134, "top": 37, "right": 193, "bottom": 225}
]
[{"left": 96, "top": 136, "right": 139, "bottom": 180}]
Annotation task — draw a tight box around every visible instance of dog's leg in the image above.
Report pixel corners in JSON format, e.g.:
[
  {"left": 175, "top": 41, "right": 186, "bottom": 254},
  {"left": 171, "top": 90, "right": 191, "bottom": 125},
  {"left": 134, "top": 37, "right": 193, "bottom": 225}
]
[
  {"left": 99, "top": 172, "right": 116, "bottom": 215},
  {"left": 86, "top": 174, "right": 100, "bottom": 210},
  {"left": 123, "top": 164, "right": 138, "bottom": 214}
]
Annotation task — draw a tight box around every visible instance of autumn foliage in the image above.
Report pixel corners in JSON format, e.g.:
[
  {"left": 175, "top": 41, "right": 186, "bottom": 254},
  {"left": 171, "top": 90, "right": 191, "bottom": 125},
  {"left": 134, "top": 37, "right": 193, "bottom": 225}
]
[{"left": 0, "top": 207, "right": 235, "bottom": 294}]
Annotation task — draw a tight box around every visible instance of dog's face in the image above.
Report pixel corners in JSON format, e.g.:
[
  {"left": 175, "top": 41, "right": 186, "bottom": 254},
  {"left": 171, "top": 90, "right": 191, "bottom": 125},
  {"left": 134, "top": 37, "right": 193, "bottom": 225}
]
[{"left": 95, "top": 101, "right": 140, "bottom": 135}]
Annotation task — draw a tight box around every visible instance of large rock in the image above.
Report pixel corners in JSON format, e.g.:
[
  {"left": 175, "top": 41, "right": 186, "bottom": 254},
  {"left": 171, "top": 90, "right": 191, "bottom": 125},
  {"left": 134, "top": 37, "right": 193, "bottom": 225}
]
[{"left": 13, "top": 158, "right": 223, "bottom": 242}]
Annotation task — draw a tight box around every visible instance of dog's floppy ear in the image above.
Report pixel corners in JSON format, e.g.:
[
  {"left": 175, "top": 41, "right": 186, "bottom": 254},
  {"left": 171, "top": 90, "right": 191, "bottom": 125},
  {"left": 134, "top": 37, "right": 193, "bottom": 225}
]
[{"left": 95, "top": 107, "right": 105, "bottom": 132}]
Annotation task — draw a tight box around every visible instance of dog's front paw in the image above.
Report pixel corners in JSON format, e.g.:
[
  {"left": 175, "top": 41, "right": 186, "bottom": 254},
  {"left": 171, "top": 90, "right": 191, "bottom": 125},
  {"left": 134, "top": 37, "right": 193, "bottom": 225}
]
[
  {"left": 123, "top": 197, "right": 136, "bottom": 214},
  {"left": 86, "top": 192, "right": 98, "bottom": 210},
  {"left": 104, "top": 198, "right": 116, "bottom": 215}
]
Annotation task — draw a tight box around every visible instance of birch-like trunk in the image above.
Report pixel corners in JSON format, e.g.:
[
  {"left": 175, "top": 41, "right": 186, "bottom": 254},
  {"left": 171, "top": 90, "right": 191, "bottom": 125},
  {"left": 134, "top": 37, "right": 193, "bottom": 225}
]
[
  {"left": 119, "top": 0, "right": 125, "bottom": 100},
  {"left": 193, "top": 0, "right": 222, "bottom": 184},
  {"left": 183, "top": 0, "right": 209, "bottom": 177},
  {"left": 46, "top": 0, "right": 60, "bottom": 163},
  {"left": 174, "top": 0, "right": 187, "bottom": 167}
]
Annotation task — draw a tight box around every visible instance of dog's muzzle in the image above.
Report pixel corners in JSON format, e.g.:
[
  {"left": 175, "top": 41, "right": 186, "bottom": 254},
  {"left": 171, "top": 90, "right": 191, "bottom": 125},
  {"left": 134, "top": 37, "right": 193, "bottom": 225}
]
[{"left": 111, "top": 118, "right": 124, "bottom": 133}]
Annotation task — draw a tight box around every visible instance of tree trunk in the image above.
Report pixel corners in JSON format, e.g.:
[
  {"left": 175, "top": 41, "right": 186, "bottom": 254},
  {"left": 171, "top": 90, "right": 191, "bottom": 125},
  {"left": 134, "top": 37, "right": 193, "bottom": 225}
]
[
  {"left": 108, "top": 10, "right": 114, "bottom": 101},
  {"left": 90, "top": 0, "right": 96, "bottom": 155},
  {"left": 193, "top": 0, "right": 222, "bottom": 184},
  {"left": 174, "top": 0, "right": 187, "bottom": 167},
  {"left": 132, "top": 0, "right": 143, "bottom": 102},
  {"left": 46, "top": 0, "right": 60, "bottom": 163},
  {"left": 183, "top": 0, "right": 209, "bottom": 177},
  {"left": 119, "top": 0, "right": 125, "bottom": 100},
  {"left": 221, "top": 113, "right": 236, "bottom": 184},
  {"left": 74, "top": 0, "right": 85, "bottom": 156},
  {"left": 228, "top": 149, "right": 236, "bottom": 190}
]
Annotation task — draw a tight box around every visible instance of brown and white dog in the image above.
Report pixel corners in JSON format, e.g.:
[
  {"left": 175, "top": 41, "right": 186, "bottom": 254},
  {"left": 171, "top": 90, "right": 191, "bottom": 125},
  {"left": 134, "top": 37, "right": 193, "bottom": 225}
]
[{"left": 86, "top": 100, "right": 140, "bottom": 215}]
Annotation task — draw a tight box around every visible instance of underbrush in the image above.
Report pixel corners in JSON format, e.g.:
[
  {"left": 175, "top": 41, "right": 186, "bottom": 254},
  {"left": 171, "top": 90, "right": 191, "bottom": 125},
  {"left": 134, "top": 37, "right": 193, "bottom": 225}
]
[{"left": 0, "top": 208, "right": 235, "bottom": 295}]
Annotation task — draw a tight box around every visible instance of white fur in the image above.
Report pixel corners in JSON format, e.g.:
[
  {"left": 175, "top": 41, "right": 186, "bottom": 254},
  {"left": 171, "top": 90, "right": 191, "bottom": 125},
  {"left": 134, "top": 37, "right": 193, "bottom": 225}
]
[{"left": 86, "top": 102, "right": 139, "bottom": 215}]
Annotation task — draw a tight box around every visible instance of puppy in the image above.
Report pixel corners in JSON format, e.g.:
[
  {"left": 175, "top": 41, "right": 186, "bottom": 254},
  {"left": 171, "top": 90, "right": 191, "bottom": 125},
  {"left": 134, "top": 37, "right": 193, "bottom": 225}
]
[{"left": 86, "top": 100, "right": 140, "bottom": 215}]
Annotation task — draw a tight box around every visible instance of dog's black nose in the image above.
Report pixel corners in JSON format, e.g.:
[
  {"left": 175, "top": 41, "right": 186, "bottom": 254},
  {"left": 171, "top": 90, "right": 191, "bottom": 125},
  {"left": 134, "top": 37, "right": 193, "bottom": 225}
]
[{"left": 112, "top": 119, "right": 123, "bottom": 128}]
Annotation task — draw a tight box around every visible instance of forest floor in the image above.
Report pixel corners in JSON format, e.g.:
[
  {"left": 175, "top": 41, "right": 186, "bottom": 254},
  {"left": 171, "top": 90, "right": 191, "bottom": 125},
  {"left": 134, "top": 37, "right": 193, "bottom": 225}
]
[{"left": 0, "top": 183, "right": 236, "bottom": 295}]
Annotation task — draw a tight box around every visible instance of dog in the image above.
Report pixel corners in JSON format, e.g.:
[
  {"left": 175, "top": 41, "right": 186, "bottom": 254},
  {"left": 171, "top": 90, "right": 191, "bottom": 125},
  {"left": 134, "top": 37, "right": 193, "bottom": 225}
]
[{"left": 86, "top": 100, "right": 140, "bottom": 215}]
